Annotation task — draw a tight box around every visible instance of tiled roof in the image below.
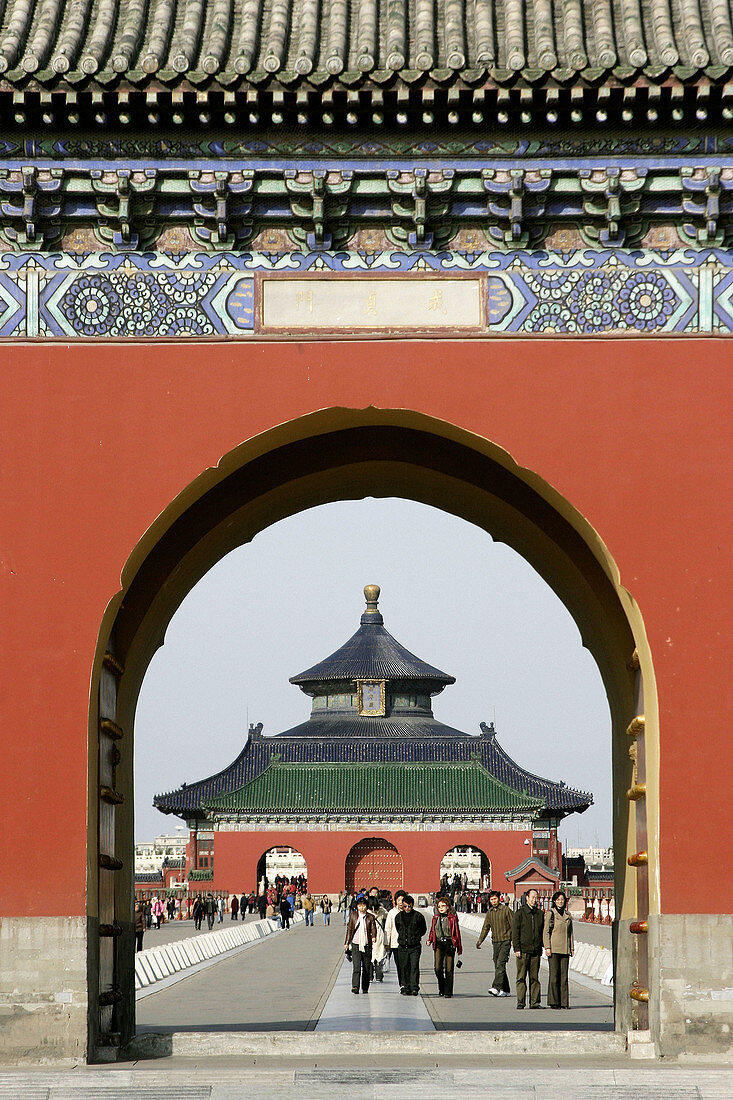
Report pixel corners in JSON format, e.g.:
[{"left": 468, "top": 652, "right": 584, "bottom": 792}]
[
  {"left": 2, "top": 0, "right": 728, "bottom": 90},
  {"left": 277, "top": 715, "right": 468, "bottom": 738},
  {"left": 154, "top": 724, "right": 592, "bottom": 817},
  {"left": 586, "top": 867, "right": 614, "bottom": 880},
  {"left": 479, "top": 722, "right": 592, "bottom": 815},
  {"left": 505, "top": 855, "right": 559, "bottom": 880},
  {"left": 290, "top": 609, "right": 454, "bottom": 688},
  {"left": 204, "top": 759, "right": 543, "bottom": 814}
]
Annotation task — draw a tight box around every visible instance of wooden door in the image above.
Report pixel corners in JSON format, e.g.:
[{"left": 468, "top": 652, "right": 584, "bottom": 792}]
[{"left": 345, "top": 838, "right": 403, "bottom": 894}]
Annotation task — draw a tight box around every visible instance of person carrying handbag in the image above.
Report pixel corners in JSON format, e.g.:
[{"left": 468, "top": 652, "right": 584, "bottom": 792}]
[{"left": 427, "top": 896, "right": 462, "bottom": 997}]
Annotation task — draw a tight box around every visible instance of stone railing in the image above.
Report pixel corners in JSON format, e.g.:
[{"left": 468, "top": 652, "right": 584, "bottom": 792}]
[{"left": 135, "top": 911, "right": 305, "bottom": 993}]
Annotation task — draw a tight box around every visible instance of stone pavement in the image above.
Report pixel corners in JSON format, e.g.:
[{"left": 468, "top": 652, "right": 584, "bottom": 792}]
[
  {"left": 316, "top": 947, "right": 433, "bottom": 1031},
  {"left": 136, "top": 910, "right": 614, "bottom": 1038},
  {"left": 1, "top": 1065, "right": 731, "bottom": 1098},
  {"left": 4, "top": 918, "right": 731, "bottom": 1097},
  {"left": 136, "top": 911, "right": 342, "bottom": 1033}
]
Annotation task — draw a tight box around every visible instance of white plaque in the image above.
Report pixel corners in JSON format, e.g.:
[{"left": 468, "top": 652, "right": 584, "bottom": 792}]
[{"left": 261, "top": 277, "right": 482, "bottom": 331}]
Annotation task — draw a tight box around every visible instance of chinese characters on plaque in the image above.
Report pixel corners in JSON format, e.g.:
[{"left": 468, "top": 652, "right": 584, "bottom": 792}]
[{"left": 262, "top": 278, "right": 483, "bottom": 330}]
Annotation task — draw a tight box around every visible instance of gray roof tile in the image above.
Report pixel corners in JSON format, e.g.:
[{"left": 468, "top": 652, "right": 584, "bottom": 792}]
[{"left": 0, "top": 0, "right": 730, "bottom": 88}]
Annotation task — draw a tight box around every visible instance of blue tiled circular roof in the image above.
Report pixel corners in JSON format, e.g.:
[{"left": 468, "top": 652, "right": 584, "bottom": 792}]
[{"left": 290, "top": 587, "right": 455, "bottom": 689}]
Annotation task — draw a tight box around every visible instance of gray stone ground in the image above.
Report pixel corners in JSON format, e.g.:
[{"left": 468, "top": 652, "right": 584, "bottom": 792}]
[
  {"left": 1, "top": 1064, "right": 731, "bottom": 1098},
  {"left": 2, "top": 917, "right": 729, "bottom": 1096},
  {"left": 136, "top": 909, "right": 614, "bottom": 1034}
]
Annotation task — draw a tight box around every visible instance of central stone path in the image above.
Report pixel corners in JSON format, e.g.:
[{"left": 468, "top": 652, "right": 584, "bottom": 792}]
[{"left": 316, "top": 950, "right": 434, "bottom": 1031}]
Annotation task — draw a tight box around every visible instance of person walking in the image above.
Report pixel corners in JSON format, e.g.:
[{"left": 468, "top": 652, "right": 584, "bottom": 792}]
[
  {"left": 321, "top": 895, "right": 332, "bottom": 925},
  {"left": 257, "top": 892, "right": 267, "bottom": 920},
  {"left": 152, "top": 896, "right": 164, "bottom": 929},
  {"left": 428, "top": 895, "right": 462, "bottom": 997},
  {"left": 135, "top": 901, "right": 145, "bottom": 952},
  {"left": 231, "top": 894, "right": 239, "bottom": 920},
  {"left": 303, "top": 893, "right": 315, "bottom": 926},
  {"left": 511, "top": 888, "right": 545, "bottom": 1009},
  {"left": 383, "top": 889, "right": 407, "bottom": 990},
  {"left": 345, "top": 894, "right": 377, "bottom": 994},
  {"left": 192, "top": 895, "right": 203, "bottom": 931},
  {"left": 395, "top": 895, "right": 427, "bottom": 996},
  {"left": 367, "top": 888, "right": 389, "bottom": 982},
  {"left": 279, "top": 895, "right": 291, "bottom": 930},
  {"left": 544, "top": 890, "right": 574, "bottom": 1009},
  {"left": 217, "top": 896, "right": 225, "bottom": 923},
  {"left": 476, "top": 889, "right": 512, "bottom": 997},
  {"left": 204, "top": 893, "right": 216, "bottom": 930}
]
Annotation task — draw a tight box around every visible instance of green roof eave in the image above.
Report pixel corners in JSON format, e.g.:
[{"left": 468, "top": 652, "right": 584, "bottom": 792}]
[{"left": 203, "top": 760, "right": 545, "bottom": 816}]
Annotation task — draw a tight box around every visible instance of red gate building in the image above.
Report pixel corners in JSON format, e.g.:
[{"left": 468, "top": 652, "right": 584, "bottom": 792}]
[
  {"left": 0, "top": 0, "right": 731, "bottom": 1066},
  {"left": 153, "top": 586, "right": 591, "bottom": 897}
]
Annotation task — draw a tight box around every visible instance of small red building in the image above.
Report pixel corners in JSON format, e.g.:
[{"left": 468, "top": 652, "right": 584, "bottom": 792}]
[{"left": 154, "top": 586, "right": 592, "bottom": 897}]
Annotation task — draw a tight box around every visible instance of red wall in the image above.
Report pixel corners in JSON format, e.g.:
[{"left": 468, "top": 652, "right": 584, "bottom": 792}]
[
  {"left": 0, "top": 340, "right": 731, "bottom": 916},
  {"left": 212, "top": 829, "right": 531, "bottom": 896}
]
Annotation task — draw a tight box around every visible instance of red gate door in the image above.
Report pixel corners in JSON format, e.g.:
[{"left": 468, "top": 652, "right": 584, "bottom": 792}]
[{"left": 345, "top": 838, "right": 403, "bottom": 894}]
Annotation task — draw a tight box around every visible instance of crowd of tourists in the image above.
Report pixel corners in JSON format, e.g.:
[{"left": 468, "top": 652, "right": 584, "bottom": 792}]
[
  {"left": 342, "top": 885, "right": 574, "bottom": 1009},
  {"left": 134, "top": 875, "right": 575, "bottom": 1010}
]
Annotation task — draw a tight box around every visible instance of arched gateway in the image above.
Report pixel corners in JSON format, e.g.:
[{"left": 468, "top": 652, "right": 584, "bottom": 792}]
[
  {"left": 1, "top": 0, "right": 732, "bottom": 1068},
  {"left": 345, "top": 839, "right": 403, "bottom": 895},
  {"left": 3, "top": 377, "right": 730, "bottom": 1065},
  {"left": 89, "top": 409, "right": 657, "bottom": 1058}
]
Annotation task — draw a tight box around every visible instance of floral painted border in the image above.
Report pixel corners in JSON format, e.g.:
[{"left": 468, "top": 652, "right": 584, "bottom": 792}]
[{"left": 1, "top": 248, "right": 731, "bottom": 338}]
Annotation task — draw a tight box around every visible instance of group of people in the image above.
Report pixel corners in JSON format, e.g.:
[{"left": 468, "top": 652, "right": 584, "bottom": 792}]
[
  {"left": 477, "top": 888, "right": 574, "bottom": 1009},
  {"left": 438, "top": 874, "right": 491, "bottom": 915},
  {"left": 344, "top": 888, "right": 461, "bottom": 998},
  {"left": 343, "top": 886, "right": 574, "bottom": 1009},
  {"left": 135, "top": 880, "right": 574, "bottom": 1011}
]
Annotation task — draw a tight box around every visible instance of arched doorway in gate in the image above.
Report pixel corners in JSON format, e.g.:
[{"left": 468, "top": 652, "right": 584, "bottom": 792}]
[
  {"left": 256, "top": 846, "right": 308, "bottom": 893},
  {"left": 87, "top": 406, "right": 658, "bottom": 1057},
  {"left": 440, "top": 846, "right": 491, "bottom": 892},
  {"left": 345, "top": 838, "right": 403, "bottom": 895}
]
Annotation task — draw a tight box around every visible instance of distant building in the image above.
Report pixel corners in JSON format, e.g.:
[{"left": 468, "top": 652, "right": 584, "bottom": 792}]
[
  {"left": 154, "top": 586, "right": 593, "bottom": 895},
  {"left": 134, "top": 831, "right": 189, "bottom": 874}
]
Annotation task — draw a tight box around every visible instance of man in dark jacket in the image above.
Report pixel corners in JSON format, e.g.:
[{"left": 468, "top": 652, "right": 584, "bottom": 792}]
[
  {"left": 279, "top": 895, "right": 291, "bottom": 930},
  {"left": 394, "top": 895, "right": 427, "bottom": 996},
  {"left": 476, "top": 889, "right": 512, "bottom": 996},
  {"left": 204, "top": 893, "right": 217, "bottom": 930},
  {"left": 134, "top": 902, "right": 145, "bottom": 952},
  {"left": 511, "top": 888, "right": 545, "bottom": 1009}
]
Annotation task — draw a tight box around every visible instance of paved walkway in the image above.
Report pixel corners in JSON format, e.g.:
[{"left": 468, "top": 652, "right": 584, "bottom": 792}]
[
  {"left": 4, "top": 918, "right": 729, "bottom": 1098},
  {"left": 136, "top": 910, "right": 613, "bottom": 1037},
  {"left": 316, "top": 950, "right": 433, "bottom": 1032},
  {"left": 136, "top": 914, "right": 343, "bottom": 1033}
]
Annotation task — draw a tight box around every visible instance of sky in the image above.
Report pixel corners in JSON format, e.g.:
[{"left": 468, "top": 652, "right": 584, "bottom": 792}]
[{"left": 134, "top": 497, "right": 611, "bottom": 849}]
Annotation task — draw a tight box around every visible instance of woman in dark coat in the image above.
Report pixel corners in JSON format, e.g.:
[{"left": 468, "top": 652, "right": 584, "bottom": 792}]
[
  {"left": 279, "top": 895, "right": 291, "bottom": 930},
  {"left": 427, "top": 896, "right": 463, "bottom": 997},
  {"left": 135, "top": 902, "right": 145, "bottom": 952}
]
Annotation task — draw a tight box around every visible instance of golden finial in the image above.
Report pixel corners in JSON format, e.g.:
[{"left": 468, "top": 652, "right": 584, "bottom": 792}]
[{"left": 363, "top": 584, "right": 380, "bottom": 614}]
